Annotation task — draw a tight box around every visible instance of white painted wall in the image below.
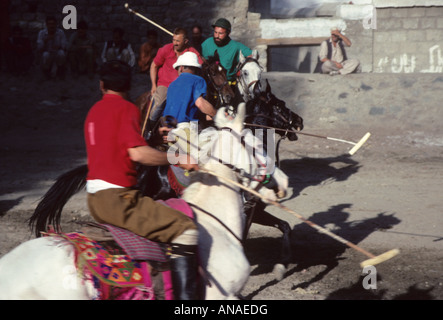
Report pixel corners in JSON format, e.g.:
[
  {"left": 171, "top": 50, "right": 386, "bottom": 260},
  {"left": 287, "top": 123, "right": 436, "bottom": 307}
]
[{"left": 260, "top": 18, "right": 347, "bottom": 39}]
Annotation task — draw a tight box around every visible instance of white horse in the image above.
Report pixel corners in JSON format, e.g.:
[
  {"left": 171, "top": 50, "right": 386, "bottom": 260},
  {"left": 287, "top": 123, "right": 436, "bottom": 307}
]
[
  {"left": 0, "top": 103, "right": 287, "bottom": 300},
  {"left": 236, "top": 49, "right": 263, "bottom": 102}
]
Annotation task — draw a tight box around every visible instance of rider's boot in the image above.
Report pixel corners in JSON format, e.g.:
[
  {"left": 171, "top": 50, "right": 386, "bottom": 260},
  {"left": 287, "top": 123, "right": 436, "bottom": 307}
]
[
  {"left": 170, "top": 246, "right": 198, "bottom": 300},
  {"left": 170, "top": 229, "right": 199, "bottom": 300}
]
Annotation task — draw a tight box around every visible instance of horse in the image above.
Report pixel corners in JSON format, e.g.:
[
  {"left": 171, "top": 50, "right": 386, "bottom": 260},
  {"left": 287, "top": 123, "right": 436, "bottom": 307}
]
[
  {"left": 0, "top": 103, "right": 281, "bottom": 300},
  {"left": 239, "top": 79, "right": 304, "bottom": 276},
  {"left": 201, "top": 51, "right": 235, "bottom": 109}
]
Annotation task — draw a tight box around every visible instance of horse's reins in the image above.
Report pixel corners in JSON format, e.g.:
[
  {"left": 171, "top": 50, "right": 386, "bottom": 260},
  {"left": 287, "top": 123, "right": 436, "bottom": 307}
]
[
  {"left": 173, "top": 127, "right": 271, "bottom": 186},
  {"left": 172, "top": 128, "right": 271, "bottom": 243}
]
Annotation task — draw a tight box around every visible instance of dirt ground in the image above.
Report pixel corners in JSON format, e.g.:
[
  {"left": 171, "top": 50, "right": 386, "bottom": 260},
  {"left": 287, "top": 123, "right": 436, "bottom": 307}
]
[{"left": 0, "top": 68, "right": 442, "bottom": 300}]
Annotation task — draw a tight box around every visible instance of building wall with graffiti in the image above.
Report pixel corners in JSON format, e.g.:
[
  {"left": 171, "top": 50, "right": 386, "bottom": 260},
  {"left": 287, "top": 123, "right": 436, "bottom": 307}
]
[{"left": 374, "top": 6, "right": 443, "bottom": 74}]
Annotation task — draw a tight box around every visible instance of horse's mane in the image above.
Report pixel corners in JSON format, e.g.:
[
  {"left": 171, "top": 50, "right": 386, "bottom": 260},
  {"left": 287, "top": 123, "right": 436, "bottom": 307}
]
[
  {"left": 203, "top": 51, "right": 223, "bottom": 70},
  {"left": 205, "top": 56, "right": 218, "bottom": 65}
]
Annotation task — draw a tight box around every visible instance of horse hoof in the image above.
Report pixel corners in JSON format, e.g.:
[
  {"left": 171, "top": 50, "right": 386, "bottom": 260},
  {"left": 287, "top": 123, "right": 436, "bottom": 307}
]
[{"left": 273, "top": 263, "right": 286, "bottom": 281}]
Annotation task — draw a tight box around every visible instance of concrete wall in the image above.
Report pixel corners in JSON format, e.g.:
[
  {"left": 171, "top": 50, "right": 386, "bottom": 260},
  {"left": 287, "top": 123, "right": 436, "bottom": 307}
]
[
  {"left": 374, "top": 6, "right": 443, "bottom": 73},
  {"left": 255, "top": 0, "right": 443, "bottom": 74}
]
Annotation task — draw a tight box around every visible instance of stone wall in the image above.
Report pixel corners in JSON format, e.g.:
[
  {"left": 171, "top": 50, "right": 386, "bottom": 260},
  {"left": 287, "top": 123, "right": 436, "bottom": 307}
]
[
  {"left": 6, "top": 0, "right": 257, "bottom": 61},
  {"left": 6, "top": 0, "right": 443, "bottom": 74}
]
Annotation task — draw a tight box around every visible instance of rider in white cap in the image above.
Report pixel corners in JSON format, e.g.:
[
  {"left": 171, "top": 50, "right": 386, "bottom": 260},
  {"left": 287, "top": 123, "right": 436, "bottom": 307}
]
[{"left": 162, "top": 51, "right": 216, "bottom": 127}]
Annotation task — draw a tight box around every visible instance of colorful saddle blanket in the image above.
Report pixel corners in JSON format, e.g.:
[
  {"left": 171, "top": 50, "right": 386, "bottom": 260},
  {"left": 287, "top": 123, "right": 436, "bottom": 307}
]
[
  {"left": 45, "top": 198, "right": 194, "bottom": 300},
  {"left": 50, "top": 232, "right": 161, "bottom": 300}
]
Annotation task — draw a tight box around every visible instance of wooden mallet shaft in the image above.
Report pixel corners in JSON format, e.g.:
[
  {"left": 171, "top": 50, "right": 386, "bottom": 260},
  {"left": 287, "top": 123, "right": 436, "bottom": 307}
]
[
  {"left": 125, "top": 3, "right": 174, "bottom": 36},
  {"left": 141, "top": 97, "right": 154, "bottom": 137},
  {"left": 200, "top": 168, "right": 399, "bottom": 268},
  {"left": 244, "top": 122, "right": 371, "bottom": 155}
]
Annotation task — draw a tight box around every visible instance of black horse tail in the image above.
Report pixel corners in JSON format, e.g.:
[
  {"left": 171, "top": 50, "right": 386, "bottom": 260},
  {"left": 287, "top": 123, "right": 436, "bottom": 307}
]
[{"left": 28, "top": 164, "right": 88, "bottom": 237}]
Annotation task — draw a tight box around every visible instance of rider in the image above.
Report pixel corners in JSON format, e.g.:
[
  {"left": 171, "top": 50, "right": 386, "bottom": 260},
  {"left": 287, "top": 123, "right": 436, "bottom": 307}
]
[
  {"left": 149, "top": 28, "right": 202, "bottom": 128},
  {"left": 84, "top": 60, "right": 200, "bottom": 300},
  {"left": 201, "top": 18, "right": 252, "bottom": 84},
  {"left": 162, "top": 52, "right": 216, "bottom": 126}
]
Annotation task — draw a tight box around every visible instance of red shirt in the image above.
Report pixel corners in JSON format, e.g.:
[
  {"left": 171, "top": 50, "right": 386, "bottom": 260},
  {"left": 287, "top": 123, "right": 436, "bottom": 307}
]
[
  {"left": 84, "top": 94, "right": 147, "bottom": 187},
  {"left": 154, "top": 43, "right": 202, "bottom": 87}
]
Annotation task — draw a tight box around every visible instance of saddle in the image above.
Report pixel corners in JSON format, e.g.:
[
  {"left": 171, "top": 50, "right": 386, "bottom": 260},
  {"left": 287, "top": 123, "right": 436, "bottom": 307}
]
[{"left": 45, "top": 198, "right": 195, "bottom": 300}]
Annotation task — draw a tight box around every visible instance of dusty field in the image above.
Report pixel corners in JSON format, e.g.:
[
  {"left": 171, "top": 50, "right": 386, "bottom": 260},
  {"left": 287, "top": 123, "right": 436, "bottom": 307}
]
[{"left": 0, "top": 69, "right": 442, "bottom": 300}]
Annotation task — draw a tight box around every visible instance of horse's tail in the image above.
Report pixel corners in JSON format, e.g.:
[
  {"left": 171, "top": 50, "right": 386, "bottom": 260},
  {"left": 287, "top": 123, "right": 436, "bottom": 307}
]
[{"left": 28, "top": 164, "right": 88, "bottom": 237}]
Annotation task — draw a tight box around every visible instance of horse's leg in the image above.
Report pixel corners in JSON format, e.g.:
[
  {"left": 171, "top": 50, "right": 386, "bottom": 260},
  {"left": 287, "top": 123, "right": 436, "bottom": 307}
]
[{"left": 247, "top": 200, "right": 292, "bottom": 281}]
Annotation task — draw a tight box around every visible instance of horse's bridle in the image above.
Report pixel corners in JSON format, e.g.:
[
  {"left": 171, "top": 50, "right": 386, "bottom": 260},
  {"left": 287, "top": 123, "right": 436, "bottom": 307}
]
[
  {"left": 242, "top": 94, "right": 298, "bottom": 166},
  {"left": 236, "top": 57, "right": 263, "bottom": 101},
  {"left": 172, "top": 126, "right": 272, "bottom": 188},
  {"left": 215, "top": 127, "right": 273, "bottom": 187},
  {"left": 244, "top": 94, "right": 296, "bottom": 139}
]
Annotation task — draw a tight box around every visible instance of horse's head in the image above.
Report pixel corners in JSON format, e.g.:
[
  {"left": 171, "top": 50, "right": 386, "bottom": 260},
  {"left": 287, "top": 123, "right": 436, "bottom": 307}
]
[
  {"left": 202, "top": 51, "right": 235, "bottom": 106},
  {"left": 236, "top": 50, "right": 262, "bottom": 101},
  {"left": 262, "top": 80, "right": 304, "bottom": 141}
]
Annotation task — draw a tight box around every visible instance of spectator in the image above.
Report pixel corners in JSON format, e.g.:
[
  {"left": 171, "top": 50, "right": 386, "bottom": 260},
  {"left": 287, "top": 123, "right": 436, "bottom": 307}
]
[
  {"left": 36, "top": 16, "right": 68, "bottom": 79},
  {"left": 68, "top": 20, "right": 97, "bottom": 78},
  {"left": 138, "top": 29, "right": 160, "bottom": 77},
  {"left": 101, "top": 27, "right": 136, "bottom": 68},
  {"left": 318, "top": 27, "right": 361, "bottom": 75},
  {"left": 190, "top": 25, "right": 203, "bottom": 54}
]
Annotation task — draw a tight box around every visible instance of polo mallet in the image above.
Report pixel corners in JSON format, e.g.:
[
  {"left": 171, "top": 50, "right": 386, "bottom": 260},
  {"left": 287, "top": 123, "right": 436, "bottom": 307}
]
[
  {"left": 201, "top": 167, "right": 399, "bottom": 268},
  {"left": 244, "top": 123, "right": 371, "bottom": 155},
  {"left": 141, "top": 97, "right": 154, "bottom": 137},
  {"left": 172, "top": 132, "right": 399, "bottom": 268},
  {"left": 298, "top": 131, "right": 371, "bottom": 156},
  {"left": 124, "top": 3, "right": 173, "bottom": 36}
]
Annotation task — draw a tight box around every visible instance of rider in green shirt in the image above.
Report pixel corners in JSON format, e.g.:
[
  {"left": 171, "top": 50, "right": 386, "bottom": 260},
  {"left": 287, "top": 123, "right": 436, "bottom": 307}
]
[{"left": 201, "top": 18, "right": 252, "bottom": 82}]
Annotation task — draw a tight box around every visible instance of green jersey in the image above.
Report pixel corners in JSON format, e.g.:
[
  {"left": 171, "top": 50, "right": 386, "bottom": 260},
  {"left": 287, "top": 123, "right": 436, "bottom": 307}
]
[{"left": 202, "top": 37, "right": 252, "bottom": 81}]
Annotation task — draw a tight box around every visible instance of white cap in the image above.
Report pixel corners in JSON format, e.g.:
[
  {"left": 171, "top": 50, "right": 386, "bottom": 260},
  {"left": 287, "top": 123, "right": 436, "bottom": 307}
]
[{"left": 173, "top": 52, "right": 202, "bottom": 69}]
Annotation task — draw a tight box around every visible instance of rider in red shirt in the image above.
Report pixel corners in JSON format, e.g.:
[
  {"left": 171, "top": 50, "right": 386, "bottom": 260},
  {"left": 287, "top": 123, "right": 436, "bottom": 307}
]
[
  {"left": 84, "top": 60, "right": 200, "bottom": 299},
  {"left": 149, "top": 27, "right": 202, "bottom": 127}
]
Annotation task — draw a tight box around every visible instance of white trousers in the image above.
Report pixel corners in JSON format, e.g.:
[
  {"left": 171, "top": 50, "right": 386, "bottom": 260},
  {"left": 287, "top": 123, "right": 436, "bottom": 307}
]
[{"left": 321, "top": 59, "right": 361, "bottom": 75}]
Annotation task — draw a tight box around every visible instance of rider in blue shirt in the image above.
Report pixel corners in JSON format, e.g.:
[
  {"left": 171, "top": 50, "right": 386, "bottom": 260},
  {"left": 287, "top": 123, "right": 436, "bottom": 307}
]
[{"left": 162, "top": 52, "right": 216, "bottom": 124}]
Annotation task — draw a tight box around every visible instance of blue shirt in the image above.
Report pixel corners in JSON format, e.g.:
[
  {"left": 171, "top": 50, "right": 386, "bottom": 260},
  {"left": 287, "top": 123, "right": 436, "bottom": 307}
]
[{"left": 162, "top": 72, "right": 207, "bottom": 123}]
